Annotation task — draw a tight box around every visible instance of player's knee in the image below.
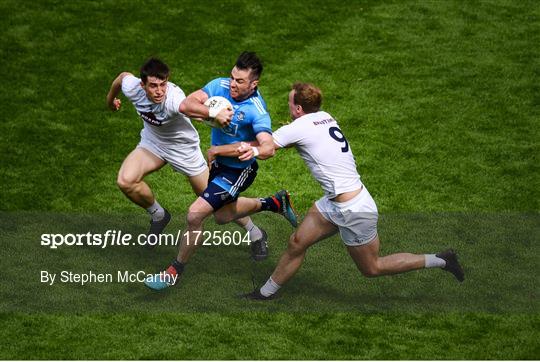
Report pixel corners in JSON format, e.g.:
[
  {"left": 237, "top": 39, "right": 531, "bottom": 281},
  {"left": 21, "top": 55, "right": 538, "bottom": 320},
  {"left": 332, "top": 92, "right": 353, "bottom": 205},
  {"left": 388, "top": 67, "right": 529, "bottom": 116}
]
[
  {"left": 117, "top": 174, "right": 136, "bottom": 192},
  {"left": 186, "top": 212, "right": 203, "bottom": 227},
  {"left": 360, "top": 264, "right": 381, "bottom": 278},
  {"left": 287, "top": 233, "right": 308, "bottom": 256},
  {"left": 186, "top": 206, "right": 207, "bottom": 227}
]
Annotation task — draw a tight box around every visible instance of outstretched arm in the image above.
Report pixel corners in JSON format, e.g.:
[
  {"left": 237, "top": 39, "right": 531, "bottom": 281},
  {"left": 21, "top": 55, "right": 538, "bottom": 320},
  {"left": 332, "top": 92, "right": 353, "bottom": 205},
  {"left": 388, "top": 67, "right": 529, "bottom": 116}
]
[
  {"left": 207, "top": 137, "right": 282, "bottom": 164},
  {"left": 106, "top": 72, "right": 131, "bottom": 111},
  {"left": 179, "top": 90, "right": 233, "bottom": 127},
  {"left": 241, "top": 131, "right": 275, "bottom": 160}
]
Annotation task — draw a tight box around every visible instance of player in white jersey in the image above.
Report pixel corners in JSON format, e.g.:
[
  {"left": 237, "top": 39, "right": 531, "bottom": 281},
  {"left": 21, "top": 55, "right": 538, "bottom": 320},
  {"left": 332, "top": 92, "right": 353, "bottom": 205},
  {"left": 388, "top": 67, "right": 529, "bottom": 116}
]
[
  {"left": 106, "top": 58, "right": 260, "bottom": 241},
  {"left": 243, "top": 83, "right": 464, "bottom": 300}
]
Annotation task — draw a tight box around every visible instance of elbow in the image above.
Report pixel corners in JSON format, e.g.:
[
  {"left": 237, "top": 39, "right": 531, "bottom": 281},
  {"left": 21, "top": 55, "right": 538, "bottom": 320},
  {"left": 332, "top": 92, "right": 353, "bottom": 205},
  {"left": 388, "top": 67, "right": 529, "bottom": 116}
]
[
  {"left": 258, "top": 145, "right": 275, "bottom": 160},
  {"left": 115, "top": 72, "right": 131, "bottom": 84},
  {"left": 179, "top": 100, "right": 188, "bottom": 114}
]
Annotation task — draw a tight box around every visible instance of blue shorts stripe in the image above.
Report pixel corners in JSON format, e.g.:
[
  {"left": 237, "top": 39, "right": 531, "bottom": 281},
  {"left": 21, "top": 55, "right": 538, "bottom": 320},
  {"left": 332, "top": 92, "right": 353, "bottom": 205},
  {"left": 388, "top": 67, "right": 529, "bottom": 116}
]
[{"left": 201, "top": 161, "right": 258, "bottom": 210}]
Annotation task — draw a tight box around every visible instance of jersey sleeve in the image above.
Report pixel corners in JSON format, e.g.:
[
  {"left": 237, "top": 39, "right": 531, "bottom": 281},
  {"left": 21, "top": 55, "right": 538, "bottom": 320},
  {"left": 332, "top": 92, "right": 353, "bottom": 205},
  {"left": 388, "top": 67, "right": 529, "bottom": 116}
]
[
  {"left": 121, "top": 74, "right": 143, "bottom": 101},
  {"left": 252, "top": 113, "right": 272, "bottom": 135},
  {"left": 164, "top": 83, "right": 186, "bottom": 116},
  {"left": 202, "top": 78, "right": 224, "bottom": 97},
  {"left": 250, "top": 95, "right": 272, "bottom": 135},
  {"left": 273, "top": 122, "right": 303, "bottom": 148}
]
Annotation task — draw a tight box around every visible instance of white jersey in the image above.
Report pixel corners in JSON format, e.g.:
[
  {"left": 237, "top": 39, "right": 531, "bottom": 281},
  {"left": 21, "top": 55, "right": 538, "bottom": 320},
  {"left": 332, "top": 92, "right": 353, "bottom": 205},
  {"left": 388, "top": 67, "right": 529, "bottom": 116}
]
[
  {"left": 273, "top": 111, "right": 363, "bottom": 198},
  {"left": 121, "top": 74, "right": 200, "bottom": 146}
]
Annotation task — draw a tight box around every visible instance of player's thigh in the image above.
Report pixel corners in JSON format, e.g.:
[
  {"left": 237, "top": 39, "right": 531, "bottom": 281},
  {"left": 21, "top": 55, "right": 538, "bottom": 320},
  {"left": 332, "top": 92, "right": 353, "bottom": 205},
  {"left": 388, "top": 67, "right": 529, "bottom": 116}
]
[
  {"left": 346, "top": 235, "right": 380, "bottom": 272},
  {"left": 187, "top": 168, "right": 209, "bottom": 196},
  {"left": 293, "top": 203, "right": 339, "bottom": 248},
  {"left": 118, "top": 147, "right": 165, "bottom": 183}
]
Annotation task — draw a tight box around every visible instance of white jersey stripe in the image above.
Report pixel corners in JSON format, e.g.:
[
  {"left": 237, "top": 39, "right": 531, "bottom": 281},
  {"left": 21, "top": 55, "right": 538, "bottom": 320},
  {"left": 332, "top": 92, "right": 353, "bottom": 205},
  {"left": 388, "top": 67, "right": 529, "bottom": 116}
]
[
  {"left": 255, "top": 98, "right": 266, "bottom": 114},
  {"left": 255, "top": 98, "right": 267, "bottom": 114},
  {"left": 251, "top": 98, "right": 265, "bottom": 115}
]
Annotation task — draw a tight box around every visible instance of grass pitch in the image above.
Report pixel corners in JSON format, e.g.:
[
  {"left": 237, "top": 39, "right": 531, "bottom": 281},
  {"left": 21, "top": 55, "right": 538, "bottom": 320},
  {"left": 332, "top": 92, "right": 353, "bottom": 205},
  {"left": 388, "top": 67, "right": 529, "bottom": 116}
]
[{"left": 0, "top": 0, "right": 539, "bottom": 359}]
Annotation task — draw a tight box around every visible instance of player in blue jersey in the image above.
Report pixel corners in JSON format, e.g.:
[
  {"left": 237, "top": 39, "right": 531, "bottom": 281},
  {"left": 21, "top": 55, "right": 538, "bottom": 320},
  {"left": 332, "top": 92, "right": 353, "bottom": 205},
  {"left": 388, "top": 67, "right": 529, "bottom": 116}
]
[{"left": 144, "top": 52, "right": 297, "bottom": 291}]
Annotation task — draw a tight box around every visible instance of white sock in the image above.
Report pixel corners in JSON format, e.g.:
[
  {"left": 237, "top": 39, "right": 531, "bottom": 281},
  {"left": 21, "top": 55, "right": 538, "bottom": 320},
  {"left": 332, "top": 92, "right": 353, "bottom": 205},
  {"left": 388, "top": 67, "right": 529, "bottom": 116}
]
[
  {"left": 425, "top": 254, "right": 446, "bottom": 268},
  {"left": 244, "top": 219, "right": 263, "bottom": 241},
  {"left": 260, "top": 277, "right": 281, "bottom": 297},
  {"left": 146, "top": 200, "right": 165, "bottom": 221}
]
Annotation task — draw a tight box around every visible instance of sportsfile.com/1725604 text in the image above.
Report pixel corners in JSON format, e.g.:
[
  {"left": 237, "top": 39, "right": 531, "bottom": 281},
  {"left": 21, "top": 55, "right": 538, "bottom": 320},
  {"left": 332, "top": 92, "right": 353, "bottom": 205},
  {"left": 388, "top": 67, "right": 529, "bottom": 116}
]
[{"left": 40, "top": 230, "right": 251, "bottom": 249}]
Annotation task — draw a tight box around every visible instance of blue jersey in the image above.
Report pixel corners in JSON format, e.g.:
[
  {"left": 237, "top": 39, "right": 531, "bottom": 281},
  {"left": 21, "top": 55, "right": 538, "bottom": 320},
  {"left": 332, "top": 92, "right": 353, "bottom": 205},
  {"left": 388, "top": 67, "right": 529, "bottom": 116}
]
[{"left": 203, "top": 78, "right": 272, "bottom": 168}]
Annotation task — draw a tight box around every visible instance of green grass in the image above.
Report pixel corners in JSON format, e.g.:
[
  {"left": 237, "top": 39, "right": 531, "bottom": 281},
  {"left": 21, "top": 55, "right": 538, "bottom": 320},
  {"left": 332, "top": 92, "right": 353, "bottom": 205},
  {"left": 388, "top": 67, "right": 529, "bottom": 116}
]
[
  {"left": 1, "top": 313, "right": 538, "bottom": 359},
  {"left": 0, "top": 0, "right": 539, "bottom": 359}
]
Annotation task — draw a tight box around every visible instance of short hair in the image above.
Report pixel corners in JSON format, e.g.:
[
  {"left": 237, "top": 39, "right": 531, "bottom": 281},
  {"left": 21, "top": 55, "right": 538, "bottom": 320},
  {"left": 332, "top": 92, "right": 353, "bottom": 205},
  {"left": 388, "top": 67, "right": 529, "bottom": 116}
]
[
  {"left": 292, "top": 82, "right": 322, "bottom": 113},
  {"left": 235, "top": 51, "right": 263, "bottom": 80},
  {"left": 140, "top": 58, "right": 170, "bottom": 84}
]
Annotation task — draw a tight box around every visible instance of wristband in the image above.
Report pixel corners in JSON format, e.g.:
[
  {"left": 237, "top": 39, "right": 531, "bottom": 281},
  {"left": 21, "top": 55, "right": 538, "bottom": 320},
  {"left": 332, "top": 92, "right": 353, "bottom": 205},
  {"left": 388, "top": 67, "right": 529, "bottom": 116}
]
[
  {"left": 252, "top": 147, "right": 260, "bottom": 158},
  {"left": 208, "top": 106, "right": 219, "bottom": 119}
]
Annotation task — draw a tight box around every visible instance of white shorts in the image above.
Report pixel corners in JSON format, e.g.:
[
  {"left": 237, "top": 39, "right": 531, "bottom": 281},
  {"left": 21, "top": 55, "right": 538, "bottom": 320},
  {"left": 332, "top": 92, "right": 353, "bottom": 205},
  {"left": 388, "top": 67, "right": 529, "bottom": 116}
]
[
  {"left": 137, "top": 137, "right": 207, "bottom": 177},
  {"left": 315, "top": 187, "right": 379, "bottom": 246}
]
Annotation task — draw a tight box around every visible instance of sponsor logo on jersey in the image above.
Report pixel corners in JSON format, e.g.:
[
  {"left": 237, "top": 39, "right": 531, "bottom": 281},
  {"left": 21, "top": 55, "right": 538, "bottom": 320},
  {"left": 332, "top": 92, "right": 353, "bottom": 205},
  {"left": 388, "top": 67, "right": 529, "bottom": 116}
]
[
  {"left": 140, "top": 112, "right": 163, "bottom": 126},
  {"left": 222, "top": 123, "right": 238, "bottom": 137},
  {"left": 313, "top": 118, "right": 336, "bottom": 126}
]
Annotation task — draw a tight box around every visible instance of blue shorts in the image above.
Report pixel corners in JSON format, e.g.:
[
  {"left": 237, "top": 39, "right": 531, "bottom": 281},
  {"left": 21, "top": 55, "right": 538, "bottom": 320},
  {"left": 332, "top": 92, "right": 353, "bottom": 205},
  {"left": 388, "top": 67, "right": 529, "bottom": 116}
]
[{"left": 202, "top": 160, "right": 258, "bottom": 210}]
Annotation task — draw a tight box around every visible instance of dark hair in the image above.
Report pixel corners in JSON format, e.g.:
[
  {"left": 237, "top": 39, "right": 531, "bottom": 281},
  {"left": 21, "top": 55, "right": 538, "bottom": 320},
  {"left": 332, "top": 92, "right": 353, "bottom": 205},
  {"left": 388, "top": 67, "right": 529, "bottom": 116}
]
[
  {"left": 292, "top": 82, "right": 322, "bottom": 113},
  {"left": 235, "top": 51, "right": 263, "bottom": 80},
  {"left": 140, "top": 58, "right": 170, "bottom": 84}
]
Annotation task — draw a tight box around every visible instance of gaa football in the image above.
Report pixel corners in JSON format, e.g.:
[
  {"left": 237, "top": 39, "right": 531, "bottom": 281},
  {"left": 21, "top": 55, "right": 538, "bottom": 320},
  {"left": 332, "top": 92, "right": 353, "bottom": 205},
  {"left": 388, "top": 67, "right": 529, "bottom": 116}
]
[{"left": 203, "top": 96, "right": 233, "bottom": 128}]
